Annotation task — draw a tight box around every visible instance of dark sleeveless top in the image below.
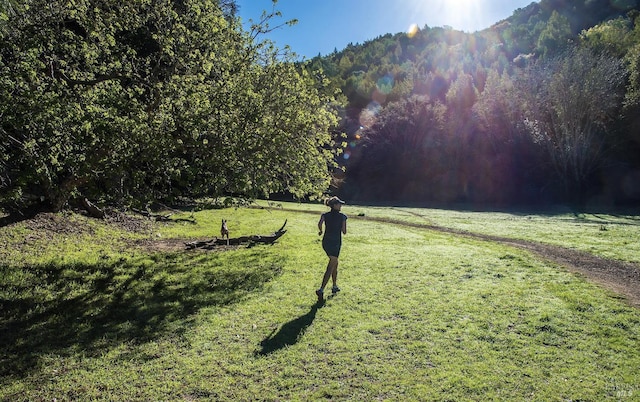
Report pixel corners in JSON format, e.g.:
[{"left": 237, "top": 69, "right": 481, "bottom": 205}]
[{"left": 322, "top": 210, "right": 347, "bottom": 243}]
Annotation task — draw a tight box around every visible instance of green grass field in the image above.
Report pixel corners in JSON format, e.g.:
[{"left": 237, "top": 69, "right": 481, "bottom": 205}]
[{"left": 1, "top": 202, "right": 639, "bottom": 401}]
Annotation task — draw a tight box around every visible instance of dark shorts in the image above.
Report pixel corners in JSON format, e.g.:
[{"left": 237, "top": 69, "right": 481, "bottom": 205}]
[{"left": 322, "top": 239, "right": 341, "bottom": 258}]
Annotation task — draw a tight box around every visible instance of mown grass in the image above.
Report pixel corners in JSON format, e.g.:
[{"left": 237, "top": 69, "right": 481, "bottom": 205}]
[
  {"left": 1, "top": 204, "right": 639, "bottom": 401},
  {"left": 268, "top": 201, "right": 640, "bottom": 264},
  {"left": 394, "top": 206, "right": 640, "bottom": 265}
]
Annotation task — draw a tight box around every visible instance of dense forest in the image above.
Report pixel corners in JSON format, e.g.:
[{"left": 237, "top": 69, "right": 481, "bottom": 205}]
[
  {"left": 1, "top": 0, "right": 640, "bottom": 215},
  {"left": 307, "top": 0, "right": 640, "bottom": 207}
]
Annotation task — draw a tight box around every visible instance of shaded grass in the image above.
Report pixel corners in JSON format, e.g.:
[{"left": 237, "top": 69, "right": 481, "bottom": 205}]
[
  {"left": 1, "top": 206, "right": 639, "bottom": 400},
  {"left": 0, "top": 249, "right": 283, "bottom": 379}
]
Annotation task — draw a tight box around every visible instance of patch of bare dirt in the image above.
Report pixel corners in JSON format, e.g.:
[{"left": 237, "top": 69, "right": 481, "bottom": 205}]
[
  {"left": 134, "top": 238, "right": 187, "bottom": 252},
  {"left": 22, "top": 212, "right": 95, "bottom": 235},
  {"left": 0, "top": 210, "right": 153, "bottom": 252},
  {"left": 3, "top": 209, "right": 153, "bottom": 234},
  {"left": 102, "top": 209, "right": 154, "bottom": 233}
]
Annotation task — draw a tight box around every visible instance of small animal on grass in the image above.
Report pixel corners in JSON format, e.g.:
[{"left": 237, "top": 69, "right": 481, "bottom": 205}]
[{"left": 221, "top": 219, "right": 230, "bottom": 244}]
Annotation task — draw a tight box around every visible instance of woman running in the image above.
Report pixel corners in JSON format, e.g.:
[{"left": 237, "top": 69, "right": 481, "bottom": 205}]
[{"left": 316, "top": 196, "right": 347, "bottom": 303}]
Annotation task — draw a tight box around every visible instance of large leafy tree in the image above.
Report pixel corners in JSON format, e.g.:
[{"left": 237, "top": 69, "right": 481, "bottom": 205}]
[
  {"left": 581, "top": 14, "right": 640, "bottom": 160},
  {"left": 518, "top": 46, "right": 627, "bottom": 202},
  {"left": 472, "top": 70, "right": 540, "bottom": 203},
  {"left": 0, "top": 0, "right": 340, "bottom": 212}
]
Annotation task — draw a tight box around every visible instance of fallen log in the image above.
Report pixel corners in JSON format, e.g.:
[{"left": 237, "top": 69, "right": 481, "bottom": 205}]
[
  {"left": 185, "top": 220, "right": 287, "bottom": 250},
  {"left": 81, "top": 198, "right": 105, "bottom": 219}
]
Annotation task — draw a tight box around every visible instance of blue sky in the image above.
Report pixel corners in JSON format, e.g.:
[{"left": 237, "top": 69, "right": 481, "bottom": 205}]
[{"left": 236, "top": 0, "right": 537, "bottom": 59}]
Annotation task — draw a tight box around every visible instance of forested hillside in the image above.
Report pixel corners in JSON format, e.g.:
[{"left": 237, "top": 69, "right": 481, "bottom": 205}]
[{"left": 306, "top": 0, "right": 640, "bottom": 206}]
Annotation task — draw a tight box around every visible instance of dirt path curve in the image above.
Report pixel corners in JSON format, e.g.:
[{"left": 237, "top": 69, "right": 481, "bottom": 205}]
[
  {"left": 495, "top": 237, "right": 640, "bottom": 307},
  {"left": 280, "top": 207, "right": 640, "bottom": 308},
  {"left": 382, "top": 214, "right": 640, "bottom": 308}
]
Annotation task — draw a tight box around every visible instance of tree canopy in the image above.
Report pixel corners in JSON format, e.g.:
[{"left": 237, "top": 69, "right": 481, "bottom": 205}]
[{"left": 0, "top": 0, "right": 342, "bottom": 213}]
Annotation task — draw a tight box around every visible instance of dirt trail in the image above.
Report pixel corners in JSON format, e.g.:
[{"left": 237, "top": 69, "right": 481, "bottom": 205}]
[
  {"left": 495, "top": 236, "right": 640, "bottom": 307},
  {"left": 371, "top": 214, "right": 640, "bottom": 308},
  {"left": 278, "top": 207, "right": 640, "bottom": 308}
]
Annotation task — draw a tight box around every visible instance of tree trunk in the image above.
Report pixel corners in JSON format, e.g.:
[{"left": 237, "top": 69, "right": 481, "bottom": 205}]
[{"left": 43, "top": 174, "right": 88, "bottom": 212}]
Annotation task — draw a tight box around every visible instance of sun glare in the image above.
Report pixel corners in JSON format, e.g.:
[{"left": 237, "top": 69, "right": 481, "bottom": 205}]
[
  {"left": 407, "top": 23, "right": 419, "bottom": 38},
  {"left": 439, "top": 0, "right": 483, "bottom": 31},
  {"left": 410, "top": 0, "right": 485, "bottom": 33}
]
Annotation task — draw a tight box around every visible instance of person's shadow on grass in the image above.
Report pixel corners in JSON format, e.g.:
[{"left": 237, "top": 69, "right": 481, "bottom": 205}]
[{"left": 255, "top": 302, "right": 323, "bottom": 356}]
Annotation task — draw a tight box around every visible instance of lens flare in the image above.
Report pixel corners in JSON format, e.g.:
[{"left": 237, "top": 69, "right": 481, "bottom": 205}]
[
  {"left": 407, "top": 23, "right": 419, "bottom": 38},
  {"left": 359, "top": 101, "right": 382, "bottom": 129},
  {"left": 376, "top": 75, "right": 394, "bottom": 95},
  {"left": 622, "top": 170, "right": 640, "bottom": 198}
]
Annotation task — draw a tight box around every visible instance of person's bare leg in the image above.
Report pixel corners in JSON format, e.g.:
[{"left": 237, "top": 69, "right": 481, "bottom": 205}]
[
  {"left": 320, "top": 257, "right": 339, "bottom": 291},
  {"left": 331, "top": 264, "right": 338, "bottom": 287}
]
